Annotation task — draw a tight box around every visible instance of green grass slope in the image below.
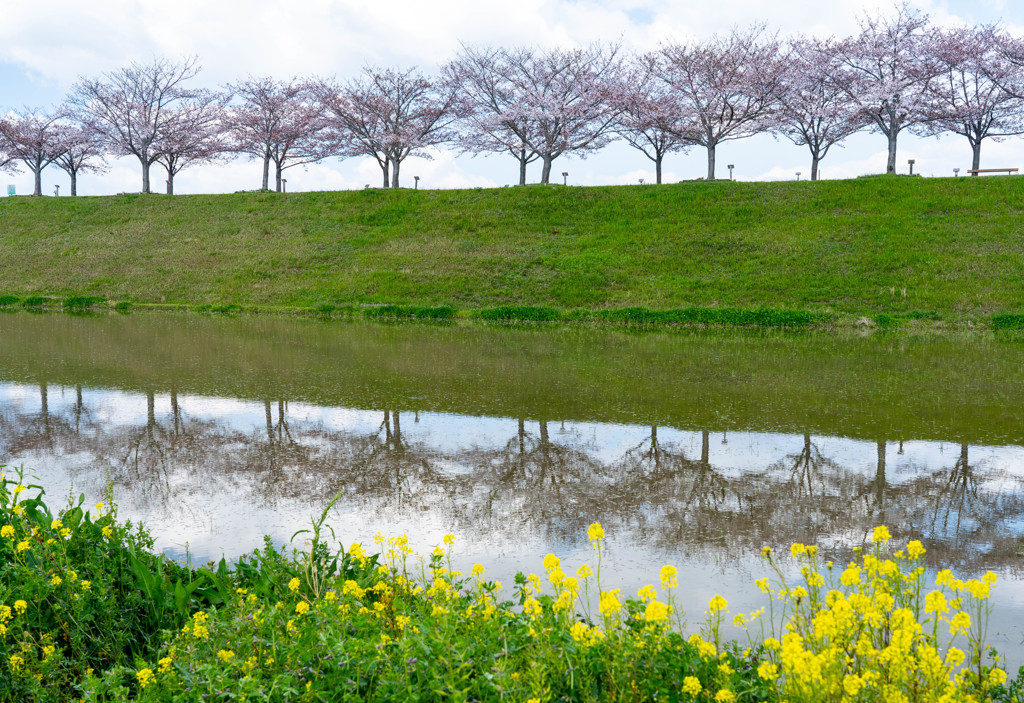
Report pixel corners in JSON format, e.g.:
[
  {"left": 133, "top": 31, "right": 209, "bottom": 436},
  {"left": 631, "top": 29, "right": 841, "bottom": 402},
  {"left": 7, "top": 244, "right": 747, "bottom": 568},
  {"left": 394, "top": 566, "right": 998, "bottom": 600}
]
[{"left": 1, "top": 176, "right": 1022, "bottom": 318}]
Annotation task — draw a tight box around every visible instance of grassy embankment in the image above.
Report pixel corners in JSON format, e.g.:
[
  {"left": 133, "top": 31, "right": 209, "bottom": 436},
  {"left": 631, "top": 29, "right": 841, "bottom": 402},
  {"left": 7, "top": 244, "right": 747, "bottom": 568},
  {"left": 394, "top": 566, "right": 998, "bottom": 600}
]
[
  {"left": 1, "top": 176, "right": 1023, "bottom": 328},
  {"left": 1, "top": 467, "right": 1018, "bottom": 702}
]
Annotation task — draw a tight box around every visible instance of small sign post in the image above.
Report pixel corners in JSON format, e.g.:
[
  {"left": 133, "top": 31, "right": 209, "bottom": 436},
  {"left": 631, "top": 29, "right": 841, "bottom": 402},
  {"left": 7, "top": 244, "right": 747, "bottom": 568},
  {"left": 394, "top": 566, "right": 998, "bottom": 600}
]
[{"left": 6, "top": 185, "right": 14, "bottom": 196}]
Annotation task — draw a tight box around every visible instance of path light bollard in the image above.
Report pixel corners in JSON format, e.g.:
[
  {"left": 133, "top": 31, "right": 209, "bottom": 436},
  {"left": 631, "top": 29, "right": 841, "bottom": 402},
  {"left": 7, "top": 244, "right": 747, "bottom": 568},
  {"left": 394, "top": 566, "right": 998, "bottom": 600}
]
[
  {"left": 727, "top": 164, "right": 735, "bottom": 181},
  {"left": 954, "top": 168, "right": 960, "bottom": 177},
  {"left": 414, "top": 176, "right": 419, "bottom": 190},
  {"left": 908, "top": 159, "right": 915, "bottom": 176},
  {"left": 639, "top": 178, "right": 644, "bottom": 185},
  {"left": 796, "top": 172, "right": 801, "bottom": 181},
  {"left": 282, "top": 179, "right": 287, "bottom": 193},
  {"left": 562, "top": 171, "right": 568, "bottom": 186},
  {"left": 54, "top": 185, "right": 60, "bottom": 197}
]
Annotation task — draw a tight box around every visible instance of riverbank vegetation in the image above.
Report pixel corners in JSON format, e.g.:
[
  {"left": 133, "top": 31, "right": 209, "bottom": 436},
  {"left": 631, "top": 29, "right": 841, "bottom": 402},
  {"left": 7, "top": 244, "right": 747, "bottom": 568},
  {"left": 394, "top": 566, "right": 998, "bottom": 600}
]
[
  {"left": 1, "top": 177, "right": 1023, "bottom": 327},
  {"left": 1, "top": 466, "right": 1021, "bottom": 702}
]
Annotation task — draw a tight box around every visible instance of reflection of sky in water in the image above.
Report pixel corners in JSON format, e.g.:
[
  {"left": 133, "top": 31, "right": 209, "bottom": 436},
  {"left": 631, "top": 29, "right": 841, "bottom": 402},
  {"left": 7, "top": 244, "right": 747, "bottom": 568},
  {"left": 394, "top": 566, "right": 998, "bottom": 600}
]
[{"left": 5, "top": 381, "right": 1024, "bottom": 664}]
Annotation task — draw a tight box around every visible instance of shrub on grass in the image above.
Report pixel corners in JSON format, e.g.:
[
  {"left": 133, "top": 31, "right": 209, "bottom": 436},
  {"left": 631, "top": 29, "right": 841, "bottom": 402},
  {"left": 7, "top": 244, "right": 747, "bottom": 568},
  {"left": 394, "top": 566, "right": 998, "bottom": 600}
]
[
  {"left": 992, "top": 314, "right": 1024, "bottom": 330},
  {"left": 363, "top": 305, "right": 457, "bottom": 320},
  {"left": 597, "top": 307, "right": 817, "bottom": 327},
  {"left": 479, "top": 305, "right": 561, "bottom": 322},
  {"left": 114, "top": 301, "right": 133, "bottom": 313},
  {"left": 21, "top": 296, "right": 46, "bottom": 308},
  {"left": 64, "top": 296, "right": 106, "bottom": 309},
  {"left": 0, "top": 296, "right": 19, "bottom": 307}
]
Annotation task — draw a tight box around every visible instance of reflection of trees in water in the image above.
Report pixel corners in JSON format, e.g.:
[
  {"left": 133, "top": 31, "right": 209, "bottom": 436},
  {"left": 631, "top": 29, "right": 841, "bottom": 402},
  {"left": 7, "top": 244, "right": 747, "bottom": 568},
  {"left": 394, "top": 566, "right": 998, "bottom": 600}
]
[{"left": 4, "top": 388, "right": 1024, "bottom": 571}]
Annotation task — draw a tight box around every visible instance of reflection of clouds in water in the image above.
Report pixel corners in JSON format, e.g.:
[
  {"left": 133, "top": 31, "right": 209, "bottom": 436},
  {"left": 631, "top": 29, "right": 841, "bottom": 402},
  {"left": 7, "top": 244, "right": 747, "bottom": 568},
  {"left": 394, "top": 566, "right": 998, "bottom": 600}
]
[{"left": 6, "top": 380, "right": 1024, "bottom": 663}]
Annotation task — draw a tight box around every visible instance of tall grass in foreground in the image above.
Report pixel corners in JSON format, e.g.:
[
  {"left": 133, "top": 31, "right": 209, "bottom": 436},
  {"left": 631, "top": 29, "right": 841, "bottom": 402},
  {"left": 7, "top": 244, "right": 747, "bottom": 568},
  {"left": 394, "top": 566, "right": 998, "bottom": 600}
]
[{"left": 1, "top": 465, "right": 1018, "bottom": 702}]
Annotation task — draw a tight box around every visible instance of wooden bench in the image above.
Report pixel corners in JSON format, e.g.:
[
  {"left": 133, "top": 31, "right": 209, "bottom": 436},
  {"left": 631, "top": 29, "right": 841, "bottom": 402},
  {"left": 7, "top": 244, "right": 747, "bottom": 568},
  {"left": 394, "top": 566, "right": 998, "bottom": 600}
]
[{"left": 967, "top": 168, "right": 1019, "bottom": 175}]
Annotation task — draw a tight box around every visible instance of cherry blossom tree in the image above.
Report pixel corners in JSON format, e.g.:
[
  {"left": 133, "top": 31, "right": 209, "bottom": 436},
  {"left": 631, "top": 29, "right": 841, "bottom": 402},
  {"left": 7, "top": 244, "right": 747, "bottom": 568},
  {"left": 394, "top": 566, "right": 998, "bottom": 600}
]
[
  {"left": 612, "top": 53, "right": 692, "bottom": 184},
  {"left": 657, "top": 25, "right": 786, "bottom": 180},
  {"left": 495, "top": 44, "right": 625, "bottom": 184},
  {"left": 223, "top": 77, "right": 332, "bottom": 192},
  {"left": 776, "top": 38, "right": 867, "bottom": 180},
  {"left": 0, "top": 109, "right": 65, "bottom": 195},
  {"left": 316, "top": 67, "right": 461, "bottom": 189},
  {"left": 926, "top": 27, "right": 1024, "bottom": 173},
  {"left": 70, "top": 56, "right": 203, "bottom": 193},
  {"left": 52, "top": 120, "right": 107, "bottom": 196},
  {"left": 445, "top": 45, "right": 540, "bottom": 186},
  {"left": 830, "top": 4, "right": 942, "bottom": 174},
  {"left": 156, "top": 91, "right": 230, "bottom": 194}
]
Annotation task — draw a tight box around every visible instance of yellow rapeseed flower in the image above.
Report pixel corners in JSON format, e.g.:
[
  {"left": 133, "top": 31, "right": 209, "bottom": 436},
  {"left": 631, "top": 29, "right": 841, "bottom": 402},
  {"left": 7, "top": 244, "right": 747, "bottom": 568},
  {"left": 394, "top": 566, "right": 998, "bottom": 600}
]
[
  {"left": 101, "top": 526, "right": 113, "bottom": 538},
  {"left": 682, "top": 676, "right": 702, "bottom": 696},
  {"left": 872, "top": 525, "right": 891, "bottom": 543},
  {"left": 598, "top": 589, "right": 623, "bottom": 616},
  {"left": 16, "top": 540, "right": 29, "bottom": 553},
  {"left": 790, "top": 542, "right": 806, "bottom": 557},
  {"left": 660, "top": 565, "right": 678, "bottom": 588},
  {"left": 217, "top": 650, "right": 235, "bottom": 663},
  {"left": 577, "top": 564, "right": 592, "bottom": 579},
  {"left": 51, "top": 519, "right": 62, "bottom": 530},
  {"left": 136, "top": 668, "right": 155, "bottom": 688},
  {"left": 708, "top": 595, "right": 728, "bottom": 613},
  {"left": 0, "top": 525, "right": 14, "bottom": 539},
  {"left": 758, "top": 662, "right": 778, "bottom": 680},
  {"left": 638, "top": 584, "right": 657, "bottom": 603},
  {"left": 587, "top": 522, "right": 604, "bottom": 542},
  {"left": 442, "top": 533, "right": 456, "bottom": 545},
  {"left": 542, "top": 553, "right": 560, "bottom": 572},
  {"left": 158, "top": 656, "right": 173, "bottom": 674},
  {"left": 295, "top": 601, "right": 310, "bottom": 615},
  {"left": 50, "top": 575, "right": 62, "bottom": 586},
  {"left": 14, "top": 600, "right": 27, "bottom": 615},
  {"left": 471, "top": 563, "right": 485, "bottom": 576},
  {"left": 907, "top": 540, "right": 926, "bottom": 559},
  {"left": 81, "top": 581, "right": 91, "bottom": 590},
  {"left": 288, "top": 577, "right": 301, "bottom": 593}
]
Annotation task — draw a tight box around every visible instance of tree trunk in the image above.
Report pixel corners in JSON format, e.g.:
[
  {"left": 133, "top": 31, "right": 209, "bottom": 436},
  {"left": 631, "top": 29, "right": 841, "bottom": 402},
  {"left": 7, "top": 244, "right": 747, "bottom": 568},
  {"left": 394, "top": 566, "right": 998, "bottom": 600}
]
[
  {"left": 706, "top": 143, "right": 716, "bottom": 181},
  {"left": 655, "top": 154, "right": 663, "bottom": 185},
  {"left": 381, "top": 158, "right": 390, "bottom": 188},
  {"left": 70, "top": 171, "right": 77, "bottom": 197},
  {"left": 275, "top": 163, "right": 282, "bottom": 193},
  {"left": 261, "top": 152, "right": 271, "bottom": 191},
  {"left": 142, "top": 160, "right": 151, "bottom": 194},
  {"left": 391, "top": 158, "right": 401, "bottom": 189},
  {"left": 886, "top": 131, "right": 898, "bottom": 174},
  {"left": 519, "top": 150, "right": 528, "bottom": 186},
  {"left": 811, "top": 152, "right": 820, "bottom": 182},
  {"left": 166, "top": 169, "right": 174, "bottom": 195},
  {"left": 540, "top": 154, "right": 553, "bottom": 184},
  {"left": 971, "top": 140, "right": 982, "bottom": 174},
  {"left": 33, "top": 167, "right": 42, "bottom": 196}
]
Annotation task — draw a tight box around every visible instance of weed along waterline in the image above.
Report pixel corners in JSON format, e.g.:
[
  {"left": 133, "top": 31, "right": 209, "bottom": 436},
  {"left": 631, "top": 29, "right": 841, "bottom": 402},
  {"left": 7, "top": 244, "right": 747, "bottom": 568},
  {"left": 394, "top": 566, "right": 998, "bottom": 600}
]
[{"left": 3, "top": 312, "right": 1024, "bottom": 699}]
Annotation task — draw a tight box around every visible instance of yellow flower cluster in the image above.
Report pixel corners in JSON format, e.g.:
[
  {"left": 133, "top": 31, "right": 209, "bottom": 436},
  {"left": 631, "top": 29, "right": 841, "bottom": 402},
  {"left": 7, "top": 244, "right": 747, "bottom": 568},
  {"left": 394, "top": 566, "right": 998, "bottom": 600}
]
[{"left": 756, "top": 526, "right": 1006, "bottom": 702}]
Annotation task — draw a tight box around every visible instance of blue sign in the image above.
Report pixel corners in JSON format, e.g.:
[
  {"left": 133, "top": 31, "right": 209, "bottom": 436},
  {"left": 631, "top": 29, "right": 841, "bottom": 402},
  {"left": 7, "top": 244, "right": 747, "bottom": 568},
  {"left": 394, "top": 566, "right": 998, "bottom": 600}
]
[{"left": 6, "top": 185, "right": 14, "bottom": 196}]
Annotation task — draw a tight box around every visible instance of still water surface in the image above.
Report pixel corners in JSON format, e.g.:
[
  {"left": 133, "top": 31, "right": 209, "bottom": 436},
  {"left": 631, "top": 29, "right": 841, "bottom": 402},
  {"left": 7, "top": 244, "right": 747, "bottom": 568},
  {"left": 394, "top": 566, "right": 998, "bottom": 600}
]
[{"left": 2, "top": 313, "right": 1024, "bottom": 662}]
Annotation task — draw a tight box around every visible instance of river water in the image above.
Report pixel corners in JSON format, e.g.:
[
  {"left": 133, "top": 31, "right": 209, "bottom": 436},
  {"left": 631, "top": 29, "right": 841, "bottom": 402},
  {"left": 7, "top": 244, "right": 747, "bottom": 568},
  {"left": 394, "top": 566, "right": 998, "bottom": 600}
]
[{"left": 2, "top": 312, "right": 1024, "bottom": 663}]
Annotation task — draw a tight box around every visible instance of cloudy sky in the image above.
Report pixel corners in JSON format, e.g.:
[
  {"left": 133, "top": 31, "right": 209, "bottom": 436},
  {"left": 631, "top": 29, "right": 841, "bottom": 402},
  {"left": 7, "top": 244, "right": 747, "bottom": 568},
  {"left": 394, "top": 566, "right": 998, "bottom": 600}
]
[{"left": 2, "top": 0, "right": 1024, "bottom": 195}]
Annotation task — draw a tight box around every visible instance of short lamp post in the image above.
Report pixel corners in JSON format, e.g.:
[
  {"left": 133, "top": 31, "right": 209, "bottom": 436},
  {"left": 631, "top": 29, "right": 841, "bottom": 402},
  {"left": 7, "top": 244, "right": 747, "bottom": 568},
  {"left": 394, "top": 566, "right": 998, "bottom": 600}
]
[
  {"left": 282, "top": 178, "right": 287, "bottom": 193},
  {"left": 639, "top": 178, "right": 644, "bottom": 185},
  {"left": 414, "top": 176, "right": 420, "bottom": 190},
  {"left": 953, "top": 168, "right": 960, "bottom": 177},
  {"left": 562, "top": 171, "right": 568, "bottom": 186},
  {"left": 795, "top": 172, "right": 801, "bottom": 181},
  {"left": 54, "top": 185, "right": 60, "bottom": 197},
  {"left": 727, "top": 164, "right": 735, "bottom": 181},
  {"left": 907, "top": 159, "right": 915, "bottom": 176}
]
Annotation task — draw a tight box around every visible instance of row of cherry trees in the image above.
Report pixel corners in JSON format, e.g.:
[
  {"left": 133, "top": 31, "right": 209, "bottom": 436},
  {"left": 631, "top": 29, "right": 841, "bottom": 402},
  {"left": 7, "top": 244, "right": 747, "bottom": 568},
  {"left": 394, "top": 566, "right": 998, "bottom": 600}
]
[{"left": 4, "top": 3, "right": 1024, "bottom": 195}]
